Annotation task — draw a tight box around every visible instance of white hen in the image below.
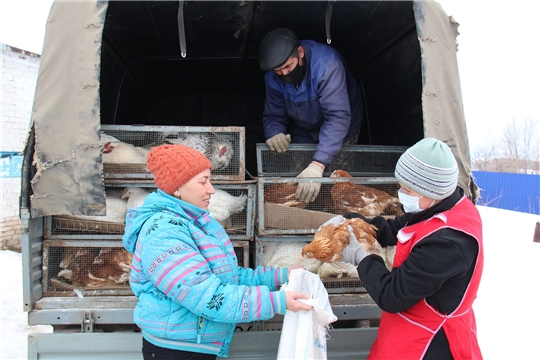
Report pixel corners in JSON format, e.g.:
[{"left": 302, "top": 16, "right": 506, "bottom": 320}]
[
  {"left": 101, "top": 133, "right": 148, "bottom": 164},
  {"left": 267, "top": 242, "right": 322, "bottom": 273},
  {"left": 317, "top": 261, "right": 359, "bottom": 279},
  {"left": 122, "top": 187, "right": 150, "bottom": 209},
  {"left": 69, "top": 196, "right": 127, "bottom": 224},
  {"left": 164, "top": 132, "right": 234, "bottom": 171},
  {"left": 163, "top": 133, "right": 210, "bottom": 157},
  {"left": 208, "top": 189, "right": 247, "bottom": 227},
  {"left": 207, "top": 136, "right": 234, "bottom": 170}
]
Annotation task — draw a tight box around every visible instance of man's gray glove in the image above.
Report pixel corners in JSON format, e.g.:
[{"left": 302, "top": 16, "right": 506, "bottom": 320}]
[
  {"left": 295, "top": 163, "right": 323, "bottom": 202},
  {"left": 266, "top": 133, "right": 291, "bottom": 153},
  {"left": 341, "top": 225, "right": 371, "bottom": 266}
]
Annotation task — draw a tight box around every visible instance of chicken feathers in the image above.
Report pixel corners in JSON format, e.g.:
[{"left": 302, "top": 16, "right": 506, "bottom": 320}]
[
  {"left": 329, "top": 170, "right": 403, "bottom": 216},
  {"left": 101, "top": 133, "right": 148, "bottom": 165},
  {"left": 122, "top": 187, "right": 150, "bottom": 210},
  {"left": 345, "top": 217, "right": 381, "bottom": 255},
  {"left": 163, "top": 132, "right": 234, "bottom": 170},
  {"left": 301, "top": 222, "right": 351, "bottom": 263},
  {"left": 163, "top": 132, "right": 210, "bottom": 156},
  {"left": 208, "top": 189, "right": 247, "bottom": 228},
  {"left": 207, "top": 136, "right": 234, "bottom": 171},
  {"left": 67, "top": 196, "right": 127, "bottom": 224},
  {"left": 301, "top": 217, "right": 380, "bottom": 265},
  {"left": 264, "top": 183, "right": 306, "bottom": 208}
]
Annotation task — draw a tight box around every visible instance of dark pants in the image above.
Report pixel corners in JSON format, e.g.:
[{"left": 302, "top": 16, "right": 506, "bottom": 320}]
[{"left": 142, "top": 338, "right": 217, "bottom": 360}]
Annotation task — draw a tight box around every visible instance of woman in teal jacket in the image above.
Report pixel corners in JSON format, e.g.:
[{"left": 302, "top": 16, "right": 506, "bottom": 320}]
[{"left": 123, "top": 144, "right": 311, "bottom": 359}]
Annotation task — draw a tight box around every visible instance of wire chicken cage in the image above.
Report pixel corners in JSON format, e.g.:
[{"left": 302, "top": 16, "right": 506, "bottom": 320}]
[
  {"left": 256, "top": 143, "right": 408, "bottom": 177},
  {"left": 47, "top": 187, "right": 132, "bottom": 239},
  {"left": 42, "top": 240, "right": 250, "bottom": 297},
  {"left": 256, "top": 177, "right": 402, "bottom": 236},
  {"left": 208, "top": 183, "right": 256, "bottom": 241},
  {"left": 47, "top": 184, "right": 255, "bottom": 241},
  {"left": 100, "top": 125, "right": 246, "bottom": 181},
  {"left": 255, "top": 239, "right": 366, "bottom": 294}
]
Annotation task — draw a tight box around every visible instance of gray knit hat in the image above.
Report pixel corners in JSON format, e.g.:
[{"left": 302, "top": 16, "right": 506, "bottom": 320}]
[{"left": 395, "top": 138, "right": 458, "bottom": 200}]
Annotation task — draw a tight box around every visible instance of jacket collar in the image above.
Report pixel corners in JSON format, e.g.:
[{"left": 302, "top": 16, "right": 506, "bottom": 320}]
[
  {"left": 406, "top": 187, "right": 465, "bottom": 225},
  {"left": 156, "top": 189, "right": 212, "bottom": 226}
]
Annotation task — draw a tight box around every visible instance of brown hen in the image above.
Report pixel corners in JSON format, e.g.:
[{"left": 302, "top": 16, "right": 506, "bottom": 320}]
[
  {"left": 329, "top": 170, "right": 403, "bottom": 217},
  {"left": 301, "top": 221, "right": 351, "bottom": 263},
  {"left": 57, "top": 247, "right": 98, "bottom": 287},
  {"left": 345, "top": 218, "right": 382, "bottom": 255},
  {"left": 56, "top": 247, "right": 132, "bottom": 289},
  {"left": 86, "top": 248, "right": 133, "bottom": 288},
  {"left": 264, "top": 183, "right": 306, "bottom": 208},
  {"left": 301, "top": 217, "right": 381, "bottom": 270}
]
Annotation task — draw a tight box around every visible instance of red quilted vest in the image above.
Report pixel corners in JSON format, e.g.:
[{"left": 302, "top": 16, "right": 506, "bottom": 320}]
[{"left": 368, "top": 197, "right": 484, "bottom": 360}]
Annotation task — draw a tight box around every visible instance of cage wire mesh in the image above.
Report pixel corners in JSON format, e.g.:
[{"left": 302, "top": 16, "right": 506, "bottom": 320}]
[
  {"left": 49, "top": 184, "right": 254, "bottom": 240},
  {"left": 43, "top": 241, "right": 133, "bottom": 296},
  {"left": 211, "top": 183, "right": 255, "bottom": 240},
  {"left": 42, "top": 240, "right": 249, "bottom": 297},
  {"left": 101, "top": 125, "right": 245, "bottom": 181},
  {"left": 261, "top": 240, "right": 365, "bottom": 293},
  {"left": 257, "top": 144, "right": 408, "bottom": 177},
  {"left": 50, "top": 187, "right": 134, "bottom": 237},
  {"left": 257, "top": 177, "right": 402, "bottom": 236},
  {"left": 232, "top": 241, "right": 249, "bottom": 268}
]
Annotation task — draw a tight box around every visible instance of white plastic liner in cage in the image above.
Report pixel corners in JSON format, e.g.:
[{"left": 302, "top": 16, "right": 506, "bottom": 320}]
[{"left": 101, "top": 125, "right": 245, "bottom": 181}]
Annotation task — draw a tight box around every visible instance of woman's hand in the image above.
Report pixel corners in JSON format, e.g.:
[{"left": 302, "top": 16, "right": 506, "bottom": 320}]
[
  {"left": 285, "top": 291, "right": 312, "bottom": 312},
  {"left": 287, "top": 265, "right": 305, "bottom": 278}
]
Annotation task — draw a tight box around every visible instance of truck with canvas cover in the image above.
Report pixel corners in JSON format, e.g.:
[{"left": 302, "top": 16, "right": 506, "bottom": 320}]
[{"left": 21, "top": 0, "right": 477, "bottom": 358}]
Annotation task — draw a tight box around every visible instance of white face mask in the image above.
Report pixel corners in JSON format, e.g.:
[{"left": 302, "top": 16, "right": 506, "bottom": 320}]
[{"left": 398, "top": 189, "right": 423, "bottom": 213}]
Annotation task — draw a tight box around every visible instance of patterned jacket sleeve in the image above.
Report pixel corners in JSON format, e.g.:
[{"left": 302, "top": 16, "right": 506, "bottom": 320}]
[
  {"left": 237, "top": 265, "right": 287, "bottom": 290},
  {"left": 140, "top": 226, "right": 286, "bottom": 323}
]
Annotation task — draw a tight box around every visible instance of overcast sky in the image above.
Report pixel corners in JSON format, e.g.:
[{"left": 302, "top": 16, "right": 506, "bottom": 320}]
[{"left": 1, "top": 0, "right": 539, "bottom": 152}]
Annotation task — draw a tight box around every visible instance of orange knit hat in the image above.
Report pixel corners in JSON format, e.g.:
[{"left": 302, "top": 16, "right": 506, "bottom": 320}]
[{"left": 147, "top": 144, "right": 212, "bottom": 195}]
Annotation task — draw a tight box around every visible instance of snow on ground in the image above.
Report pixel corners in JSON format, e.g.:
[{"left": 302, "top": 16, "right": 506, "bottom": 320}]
[
  {"left": 473, "top": 206, "right": 540, "bottom": 359},
  {"left": 0, "top": 251, "right": 52, "bottom": 360},
  {"left": 1, "top": 206, "right": 539, "bottom": 359}
]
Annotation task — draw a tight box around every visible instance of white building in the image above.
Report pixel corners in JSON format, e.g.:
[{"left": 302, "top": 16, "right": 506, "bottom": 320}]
[{"left": 1, "top": 43, "right": 41, "bottom": 250}]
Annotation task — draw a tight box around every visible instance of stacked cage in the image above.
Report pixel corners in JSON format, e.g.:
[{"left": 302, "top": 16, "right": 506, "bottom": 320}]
[
  {"left": 43, "top": 125, "right": 254, "bottom": 298},
  {"left": 255, "top": 144, "right": 407, "bottom": 326}
]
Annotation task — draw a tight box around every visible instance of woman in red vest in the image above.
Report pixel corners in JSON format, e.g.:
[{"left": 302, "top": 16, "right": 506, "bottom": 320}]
[{"left": 341, "top": 137, "right": 484, "bottom": 359}]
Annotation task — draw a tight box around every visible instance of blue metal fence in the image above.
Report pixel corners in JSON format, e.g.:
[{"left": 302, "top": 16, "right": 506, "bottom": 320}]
[{"left": 472, "top": 171, "right": 540, "bottom": 215}]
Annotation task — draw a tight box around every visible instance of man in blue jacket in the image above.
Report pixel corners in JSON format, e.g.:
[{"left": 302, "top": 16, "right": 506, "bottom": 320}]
[{"left": 259, "top": 28, "right": 364, "bottom": 203}]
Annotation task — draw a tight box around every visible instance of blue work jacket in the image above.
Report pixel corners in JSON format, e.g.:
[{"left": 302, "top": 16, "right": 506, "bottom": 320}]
[{"left": 262, "top": 40, "right": 364, "bottom": 165}]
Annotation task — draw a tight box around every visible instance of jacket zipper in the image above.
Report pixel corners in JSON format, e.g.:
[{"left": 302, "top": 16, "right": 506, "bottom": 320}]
[{"left": 197, "top": 316, "right": 203, "bottom": 343}]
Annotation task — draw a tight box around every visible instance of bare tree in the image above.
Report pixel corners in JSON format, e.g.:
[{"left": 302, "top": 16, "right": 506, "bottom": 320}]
[
  {"left": 471, "top": 118, "right": 539, "bottom": 173},
  {"left": 499, "top": 118, "right": 539, "bottom": 173},
  {"left": 471, "top": 144, "right": 497, "bottom": 171}
]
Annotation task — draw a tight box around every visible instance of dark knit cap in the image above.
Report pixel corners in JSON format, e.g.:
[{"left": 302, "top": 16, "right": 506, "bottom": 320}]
[{"left": 147, "top": 144, "right": 212, "bottom": 195}]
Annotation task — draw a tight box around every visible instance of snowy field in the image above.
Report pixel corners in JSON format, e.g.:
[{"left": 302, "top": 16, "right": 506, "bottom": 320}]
[{"left": 1, "top": 206, "right": 539, "bottom": 359}]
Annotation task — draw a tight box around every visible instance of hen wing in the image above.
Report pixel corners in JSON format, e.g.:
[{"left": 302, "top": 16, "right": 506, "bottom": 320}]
[{"left": 343, "top": 218, "right": 382, "bottom": 255}]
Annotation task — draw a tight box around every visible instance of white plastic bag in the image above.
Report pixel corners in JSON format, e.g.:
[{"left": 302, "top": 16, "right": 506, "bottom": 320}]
[{"left": 277, "top": 268, "right": 338, "bottom": 359}]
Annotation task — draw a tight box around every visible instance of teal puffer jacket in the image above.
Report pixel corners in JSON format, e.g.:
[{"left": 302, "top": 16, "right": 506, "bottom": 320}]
[{"left": 123, "top": 190, "right": 287, "bottom": 357}]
